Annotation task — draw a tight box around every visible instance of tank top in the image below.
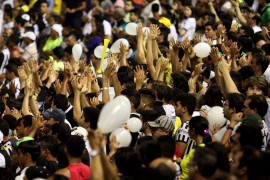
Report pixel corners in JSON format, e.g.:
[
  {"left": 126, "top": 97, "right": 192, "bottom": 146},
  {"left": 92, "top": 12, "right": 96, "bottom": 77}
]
[{"left": 67, "top": 163, "right": 91, "bottom": 180}]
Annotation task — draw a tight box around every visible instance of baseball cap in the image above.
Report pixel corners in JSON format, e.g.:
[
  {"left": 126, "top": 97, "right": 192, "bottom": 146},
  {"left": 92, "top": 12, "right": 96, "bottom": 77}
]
[
  {"left": 238, "top": 113, "right": 263, "bottom": 127},
  {"left": 148, "top": 115, "right": 174, "bottom": 132},
  {"left": 71, "top": 127, "right": 88, "bottom": 142},
  {"left": 52, "top": 24, "right": 63, "bottom": 37},
  {"left": 159, "top": 17, "right": 171, "bottom": 28},
  {"left": 21, "top": 31, "right": 36, "bottom": 41},
  {"left": 42, "top": 108, "right": 66, "bottom": 123}
]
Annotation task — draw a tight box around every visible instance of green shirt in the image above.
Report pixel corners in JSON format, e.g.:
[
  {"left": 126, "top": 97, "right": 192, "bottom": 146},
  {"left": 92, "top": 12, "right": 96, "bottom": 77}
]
[
  {"left": 43, "top": 37, "right": 63, "bottom": 52},
  {"left": 261, "top": 3, "right": 270, "bottom": 26}
]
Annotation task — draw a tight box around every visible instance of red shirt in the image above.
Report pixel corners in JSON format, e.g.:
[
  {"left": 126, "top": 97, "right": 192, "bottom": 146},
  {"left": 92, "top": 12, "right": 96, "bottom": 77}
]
[{"left": 67, "top": 163, "right": 91, "bottom": 180}]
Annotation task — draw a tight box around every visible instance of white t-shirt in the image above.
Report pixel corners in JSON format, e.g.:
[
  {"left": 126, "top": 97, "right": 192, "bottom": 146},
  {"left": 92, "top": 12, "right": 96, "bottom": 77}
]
[
  {"left": 83, "top": 10, "right": 93, "bottom": 35},
  {"left": 5, "top": 77, "right": 21, "bottom": 98},
  {"left": 263, "top": 64, "right": 270, "bottom": 83},
  {"left": 22, "top": 42, "right": 38, "bottom": 61},
  {"left": 253, "top": 26, "right": 262, "bottom": 34},
  {"left": 141, "top": 0, "right": 162, "bottom": 24},
  {"left": 103, "top": 20, "right": 112, "bottom": 36},
  {"left": 178, "top": 17, "right": 196, "bottom": 42},
  {"left": 0, "top": 48, "right": 10, "bottom": 74}
]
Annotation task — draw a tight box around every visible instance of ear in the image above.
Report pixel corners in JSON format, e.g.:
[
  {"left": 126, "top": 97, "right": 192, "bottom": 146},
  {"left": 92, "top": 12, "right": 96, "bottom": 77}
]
[
  {"left": 230, "top": 107, "right": 236, "bottom": 114},
  {"left": 182, "top": 106, "right": 187, "bottom": 113}
]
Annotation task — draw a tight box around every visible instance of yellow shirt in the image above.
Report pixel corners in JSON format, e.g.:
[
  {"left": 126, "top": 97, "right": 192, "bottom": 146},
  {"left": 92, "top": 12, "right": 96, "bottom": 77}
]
[
  {"left": 180, "top": 143, "right": 205, "bottom": 180},
  {"left": 174, "top": 116, "right": 181, "bottom": 134},
  {"left": 49, "top": 56, "right": 64, "bottom": 71},
  {"left": 43, "top": 37, "right": 63, "bottom": 52}
]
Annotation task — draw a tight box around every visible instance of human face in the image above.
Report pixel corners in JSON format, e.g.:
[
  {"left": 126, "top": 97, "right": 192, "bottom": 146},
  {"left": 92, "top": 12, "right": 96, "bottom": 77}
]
[
  {"left": 183, "top": 6, "right": 192, "bottom": 17},
  {"left": 66, "top": 36, "right": 76, "bottom": 47},
  {"left": 243, "top": 99, "right": 255, "bottom": 115},
  {"left": 150, "top": 127, "right": 167, "bottom": 139},
  {"left": 45, "top": 117, "right": 57, "bottom": 126},
  {"left": 40, "top": 2, "right": 48, "bottom": 14},
  {"left": 249, "top": 57, "right": 257, "bottom": 73},
  {"left": 223, "top": 100, "right": 232, "bottom": 120},
  {"left": 174, "top": 101, "right": 184, "bottom": 117},
  {"left": 16, "top": 120, "right": 29, "bottom": 138},
  {"left": 256, "top": 40, "right": 266, "bottom": 49},
  {"left": 50, "top": 30, "right": 59, "bottom": 39},
  {"left": 246, "top": 85, "right": 263, "bottom": 96},
  {"left": 130, "top": 12, "right": 138, "bottom": 22},
  {"left": 230, "top": 150, "right": 243, "bottom": 178},
  {"left": 205, "top": 25, "right": 216, "bottom": 39},
  {"left": 125, "top": 1, "right": 134, "bottom": 12},
  {"left": 18, "top": 150, "right": 27, "bottom": 168}
]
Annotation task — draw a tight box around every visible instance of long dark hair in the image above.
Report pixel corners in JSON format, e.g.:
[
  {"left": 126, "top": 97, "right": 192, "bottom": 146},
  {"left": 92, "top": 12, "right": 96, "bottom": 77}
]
[{"left": 189, "top": 116, "right": 212, "bottom": 145}]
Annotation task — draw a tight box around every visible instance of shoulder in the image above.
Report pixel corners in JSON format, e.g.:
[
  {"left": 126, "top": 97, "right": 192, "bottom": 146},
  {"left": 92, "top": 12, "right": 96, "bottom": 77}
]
[{"left": 55, "top": 168, "right": 70, "bottom": 178}]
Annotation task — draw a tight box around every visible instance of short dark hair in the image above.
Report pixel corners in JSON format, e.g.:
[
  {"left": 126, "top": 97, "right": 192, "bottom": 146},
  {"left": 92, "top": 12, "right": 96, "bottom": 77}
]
[
  {"left": 53, "top": 94, "right": 69, "bottom": 111},
  {"left": 121, "top": 89, "right": 141, "bottom": 109},
  {"left": 261, "top": 43, "right": 270, "bottom": 55},
  {"left": 53, "top": 46, "right": 65, "bottom": 59},
  {"left": 18, "top": 115, "right": 33, "bottom": 128},
  {"left": 151, "top": 3, "right": 159, "bottom": 13},
  {"left": 226, "top": 93, "right": 245, "bottom": 113},
  {"left": 152, "top": 81, "right": 167, "bottom": 100},
  {"left": 66, "top": 135, "right": 85, "bottom": 158},
  {"left": 236, "top": 124, "right": 263, "bottom": 149},
  {"left": 130, "top": 8, "right": 140, "bottom": 17},
  {"left": 171, "top": 73, "right": 189, "bottom": 93},
  {"left": 139, "top": 88, "right": 156, "bottom": 108},
  {"left": 0, "top": 119, "right": 9, "bottom": 136},
  {"left": 5, "top": 63, "right": 18, "bottom": 76},
  {"left": 192, "top": 147, "right": 218, "bottom": 178},
  {"left": 253, "top": 53, "right": 269, "bottom": 74},
  {"left": 6, "top": 97, "right": 22, "bottom": 110},
  {"left": 174, "top": 92, "right": 196, "bottom": 115},
  {"left": 39, "top": 135, "right": 59, "bottom": 157},
  {"left": 157, "top": 135, "right": 175, "bottom": 159},
  {"left": 205, "top": 22, "right": 218, "bottom": 30},
  {"left": 18, "top": 140, "right": 40, "bottom": 162},
  {"left": 3, "top": 114, "right": 17, "bottom": 131},
  {"left": 246, "top": 95, "right": 268, "bottom": 118},
  {"left": 117, "top": 66, "right": 134, "bottom": 86},
  {"left": 83, "top": 107, "right": 100, "bottom": 130},
  {"left": 115, "top": 147, "right": 142, "bottom": 176}
]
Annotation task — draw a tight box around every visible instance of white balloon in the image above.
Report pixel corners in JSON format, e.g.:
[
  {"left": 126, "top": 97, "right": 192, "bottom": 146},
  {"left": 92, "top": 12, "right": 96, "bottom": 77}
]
[
  {"left": 125, "top": 23, "right": 138, "bottom": 36},
  {"left": 110, "top": 128, "right": 132, "bottom": 147},
  {"left": 98, "top": 96, "right": 131, "bottom": 133},
  {"left": 110, "top": 38, "right": 129, "bottom": 53},
  {"left": 193, "top": 42, "right": 211, "bottom": 58},
  {"left": 207, "top": 106, "right": 227, "bottom": 128},
  {"left": 127, "top": 117, "right": 142, "bottom": 132},
  {"left": 94, "top": 45, "right": 110, "bottom": 59},
  {"left": 72, "top": 44, "right": 83, "bottom": 61}
]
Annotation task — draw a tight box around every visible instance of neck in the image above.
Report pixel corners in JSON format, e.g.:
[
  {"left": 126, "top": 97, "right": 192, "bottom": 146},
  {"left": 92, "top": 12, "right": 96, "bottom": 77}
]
[
  {"left": 131, "top": 107, "right": 136, "bottom": 113},
  {"left": 68, "top": 157, "right": 82, "bottom": 165},
  {"left": 194, "top": 135, "right": 204, "bottom": 145},
  {"left": 24, "top": 160, "right": 36, "bottom": 168},
  {"left": 181, "top": 113, "right": 191, "bottom": 123}
]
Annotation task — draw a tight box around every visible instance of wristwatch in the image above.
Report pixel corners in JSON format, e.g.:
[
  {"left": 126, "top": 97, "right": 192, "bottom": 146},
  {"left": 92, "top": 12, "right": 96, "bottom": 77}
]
[
  {"left": 227, "top": 125, "right": 234, "bottom": 131},
  {"left": 90, "top": 150, "right": 100, "bottom": 157}
]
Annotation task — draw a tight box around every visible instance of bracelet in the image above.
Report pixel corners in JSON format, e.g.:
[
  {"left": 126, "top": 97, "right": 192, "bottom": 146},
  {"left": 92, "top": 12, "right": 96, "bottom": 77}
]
[
  {"left": 101, "top": 87, "right": 109, "bottom": 91},
  {"left": 226, "top": 125, "right": 234, "bottom": 131}
]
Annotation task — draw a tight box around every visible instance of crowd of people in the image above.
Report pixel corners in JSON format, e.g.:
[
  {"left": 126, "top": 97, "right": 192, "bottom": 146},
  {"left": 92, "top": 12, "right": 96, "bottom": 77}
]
[{"left": 0, "top": 0, "right": 270, "bottom": 179}]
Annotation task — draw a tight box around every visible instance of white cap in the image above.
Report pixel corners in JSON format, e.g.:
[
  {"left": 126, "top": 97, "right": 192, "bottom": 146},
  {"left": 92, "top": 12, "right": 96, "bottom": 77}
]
[
  {"left": 52, "top": 24, "right": 63, "bottom": 37},
  {"left": 71, "top": 127, "right": 88, "bottom": 142},
  {"left": 22, "top": 14, "right": 30, "bottom": 21},
  {"left": 21, "top": 31, "right": 36, "bottom": 41}
]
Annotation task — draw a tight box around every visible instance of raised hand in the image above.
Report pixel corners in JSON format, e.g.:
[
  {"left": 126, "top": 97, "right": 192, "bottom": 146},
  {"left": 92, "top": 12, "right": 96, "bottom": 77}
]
[
  {"left": 218, "top": 56, "right": 230, "bottom": 74},
  {"left": 230, "top": 42, "right": 241, "bottom": 56},
  {"left": 137, "top": 23, "right": 144, "bottom": 39},
  {"left": 89, "top": 97, "right": 100, "bottom": 108},
  {"left": 119, "top": 42, "right": 129, "bottom": 55},
  {"left": 134, "top": 65, "right": 147, "bottom": 84},
  {"left": 210, "top": 47, "right": 220, "bottom": 64},
  {"left": 217, "top": 24, "right": 226, "bottom": 36},
  {"left": 103, "top": 63, "right": 117, "bottom": 78},
  {"left": 18, "top": 66, "right": 28, "bottom": 82},
  {"left": 48, "top": 70, "right": 59, "bottom": 83},
  {"left": 79, "top": 61, "right": 87, "bottom": 72},
  {"left": 169, "top": 38, "right": 180, "bottom": 51},
  {"left": 43, "top": 60, "right": 53, "bottom": 70},
  {"left": 239, "top": 54, "right": 250, "bottom": 67},
  {"left": 181, "top": 37, "right": 191, "bottom": 54},
  {"left": 71, "top": 76, "right": 83, "bottom": 92},
  {"left": 28, "top": 59, "right": 39, "bottom": 73},
  {"left": 194, "top": 63, "right": 207, "bottom": 76},
  {"left": 221, "top": 44, "right": 230, "bottom": 56},
  {"left": 161, "top": 57, "right": 170, "bottom": 71},
  {"left": 23, "top": 63, "right": 32, "bottom": 76},
  {"left": 149, "top": 24, "right": 160, "bottom": 40}
]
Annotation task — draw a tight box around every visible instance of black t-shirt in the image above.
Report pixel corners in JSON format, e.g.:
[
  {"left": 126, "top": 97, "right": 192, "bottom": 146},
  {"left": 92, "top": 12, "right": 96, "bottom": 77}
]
[
  {"left": 65, "top": 106, "right": 78, "bottom": 128},
  {"left": 64, "top": 0, "right": 83, "bottom": 16},
  {"left": 36, "top": 158, "right": 59, "bottom": 175}
]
